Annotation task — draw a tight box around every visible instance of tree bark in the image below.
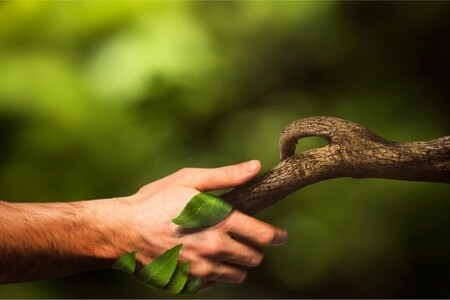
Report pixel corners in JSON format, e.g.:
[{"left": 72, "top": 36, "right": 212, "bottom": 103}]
[{"left": 221, "top": 116, "right": 450, "bottom": 215}]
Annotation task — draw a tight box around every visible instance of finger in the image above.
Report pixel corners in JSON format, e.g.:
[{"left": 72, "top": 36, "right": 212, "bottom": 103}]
[
  {"left": 211, "top": 263, "right": 248, "bottom": 284},
  {"left": 215, "top": 236, "right": 264, "bottom": 268},
  {"left": 191, "top": 261, "right": 248, "bottom": 284},
  {"left": 223, "top": 210, "right": 288, "bottom": 247},
  {"left": 172, "top": 160, "right": 261, "bottom": 191}
]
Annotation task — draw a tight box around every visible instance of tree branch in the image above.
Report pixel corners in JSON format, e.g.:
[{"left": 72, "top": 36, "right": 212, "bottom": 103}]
[{"left": 221, "top": 116, "right": 450, "bottom": 215}]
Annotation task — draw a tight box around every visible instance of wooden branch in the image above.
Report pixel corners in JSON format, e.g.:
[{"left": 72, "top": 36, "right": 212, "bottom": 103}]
[{"left": 221, "top": 116, "right": 450, "bottom": 215}]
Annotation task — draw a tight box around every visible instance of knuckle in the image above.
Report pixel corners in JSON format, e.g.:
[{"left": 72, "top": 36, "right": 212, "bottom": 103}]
[
  {"left": 261, "top": 228, "right": 277, "bottom": 245},
  {"left": 235, "top": 271, "right": 247, "bottom": 283},
  {"left": 177, "top": 168, "right": 193, "bottom": 177},
  {"left": 218, "top": 210, "right": 238, "bottom": 229},
  {"left": 200, "top": 237, "right": 223, "bottom": 256},
  {"left": 137, "top": 184, "right": 150, "bottom": 194},
  {"left": 200, "top": 245, "right": 215, "bottom": 256},
  {"left": 219, "top": 167, "right": 234, "bottom": 182},
  {"left": 192, "top": 262, "right": 214, "bottom": 278},
  {"left": 249, "top": 252, "right": 264, "bottom": 267}
]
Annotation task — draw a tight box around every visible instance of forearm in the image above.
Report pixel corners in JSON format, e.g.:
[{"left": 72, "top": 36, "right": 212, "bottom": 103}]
[
  {"left": 0, "top": 161, "right": 288, "bottom": 289},
  {"left": 0, "top": 198, "right": 128, "bottom": 284}
]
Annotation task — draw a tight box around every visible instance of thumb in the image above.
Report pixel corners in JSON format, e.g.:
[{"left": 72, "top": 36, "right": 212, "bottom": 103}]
[{"left": 175, "top": 160, "right": 261, "bottom": 191}]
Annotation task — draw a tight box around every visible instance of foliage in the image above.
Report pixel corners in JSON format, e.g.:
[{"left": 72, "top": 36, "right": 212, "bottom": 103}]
[
  {"left": 112, "top": 250, "right": 137, "bottom": 275},
  {"left": 182, "top": 276, "right": 203, "bottom": 294},
  {"left": 137, "top": 244, "right": 183, "bottom": 290},
  {"left": 172, "top": 193, "right": 233, "bottom": 228},
  {"left": 113, "top": 245, "right": 197, "bottom": 294},
  {"left": 165, "top": 261, "right": 192, "bottom": 294}
]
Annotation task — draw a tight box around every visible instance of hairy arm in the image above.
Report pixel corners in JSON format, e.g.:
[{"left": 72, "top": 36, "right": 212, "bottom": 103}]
[
  {"left": 0, "top": 198, "right": 128, "bottom": 283},
  {"left": 0, "top": 161, "right": 287, "bottom": 287}
]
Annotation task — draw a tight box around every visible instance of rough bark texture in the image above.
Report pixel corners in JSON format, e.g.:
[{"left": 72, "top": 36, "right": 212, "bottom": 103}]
[{"left": 221, "top": 116, "right": 450, "bottom": 215}]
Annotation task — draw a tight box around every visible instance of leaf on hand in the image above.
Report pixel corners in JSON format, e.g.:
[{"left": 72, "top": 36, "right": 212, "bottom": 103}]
[
  {"left": 165, "top": 261, "right": 191, "bottom": 294},
  {"left": 172, "top": 193, "right": 233, "bottom": 228},
  {"left": 137, "top": 244, "right": 182, "bottom": 289},
  {"left": 182, "top": 277, "right": 203, "bottom": 294},
  {"left": 112, "top": 250, "right": 137, "bottom": 274}
]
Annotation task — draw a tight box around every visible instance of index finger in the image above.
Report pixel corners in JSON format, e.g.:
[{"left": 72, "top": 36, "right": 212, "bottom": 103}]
[{"left": 221, "top": 210, "right": 288, "bottom": 247}]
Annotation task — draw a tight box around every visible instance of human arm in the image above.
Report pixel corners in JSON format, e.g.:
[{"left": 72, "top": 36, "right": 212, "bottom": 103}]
[
  {"left": 0, "top": 198, "right": 126, "bottom": 283},
  {"left": 0, "top": 160, "right": 288, "bottom": 286}
]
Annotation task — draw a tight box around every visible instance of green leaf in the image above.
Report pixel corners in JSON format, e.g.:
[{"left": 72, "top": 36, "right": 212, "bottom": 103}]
[
  {"left": 172, "top": 193, "right": 233, "bottom": 228},
  {"left": 137, "top": 244, "right": 182, "bottom": 289},
  {"left": 181, "top": 277, "right": 203, "bottom": 294},
  {"left": 112, "top": 250, "right": 137, "bottom": 274},
  {"left": 165, "top": 261, "right": 191, "bottom": 294}
]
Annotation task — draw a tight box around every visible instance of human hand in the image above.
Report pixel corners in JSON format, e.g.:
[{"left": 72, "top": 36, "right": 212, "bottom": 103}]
[{"left": 112, "top": 160, "right": 288, "bottom": 289}]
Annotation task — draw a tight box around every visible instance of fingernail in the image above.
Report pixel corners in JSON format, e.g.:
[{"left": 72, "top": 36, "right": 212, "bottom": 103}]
[
  {"left": 244, "top": 160, "right": 259, "bottom": 173},
  {"left": 276, "top": 230, "right": 288, "bottom": 245}
]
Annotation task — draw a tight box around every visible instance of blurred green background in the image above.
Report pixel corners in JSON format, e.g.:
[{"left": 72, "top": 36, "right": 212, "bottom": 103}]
[{"left": 0, "top": 1, "right": 449, "bottom": 298}]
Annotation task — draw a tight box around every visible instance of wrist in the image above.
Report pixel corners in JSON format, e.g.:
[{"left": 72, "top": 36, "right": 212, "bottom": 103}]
[{"left": 78, "top": 196, "right": 135, "bottom": 269}]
